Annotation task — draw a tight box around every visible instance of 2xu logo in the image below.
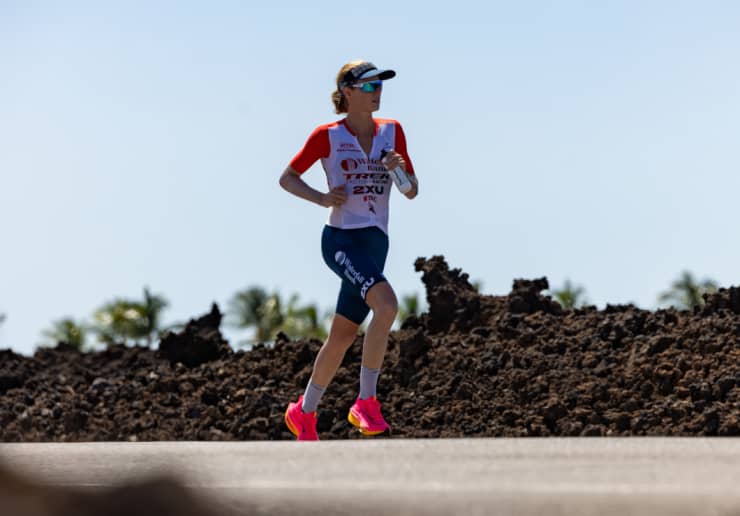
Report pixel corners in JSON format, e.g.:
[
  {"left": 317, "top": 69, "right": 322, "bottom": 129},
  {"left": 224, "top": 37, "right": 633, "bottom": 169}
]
[
  {"left": 360, "top": 277, "right": 376, "bottom": 299},
  {"left": 353, "top": 185, "right": 385, "bottom": 195}
]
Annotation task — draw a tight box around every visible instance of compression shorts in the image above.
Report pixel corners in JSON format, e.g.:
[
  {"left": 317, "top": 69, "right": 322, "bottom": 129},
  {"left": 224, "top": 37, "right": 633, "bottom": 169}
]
[{"left": 321, "top": 225, "right": 389, "bottom": 324}]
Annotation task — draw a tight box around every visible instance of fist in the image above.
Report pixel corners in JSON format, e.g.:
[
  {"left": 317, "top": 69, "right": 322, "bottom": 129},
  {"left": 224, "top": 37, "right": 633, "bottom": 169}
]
[
  {"left": 382, "top": 150, "right": 406, "bottom": 172},
  {"left": 322, "top": 185, "right": 348, "bottom": 207}
]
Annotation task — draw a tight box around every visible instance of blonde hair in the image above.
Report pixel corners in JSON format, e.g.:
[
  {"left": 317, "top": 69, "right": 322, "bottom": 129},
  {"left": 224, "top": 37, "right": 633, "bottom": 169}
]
[{"left": 331, "top": 60, "right": 366, "bottom": 114}]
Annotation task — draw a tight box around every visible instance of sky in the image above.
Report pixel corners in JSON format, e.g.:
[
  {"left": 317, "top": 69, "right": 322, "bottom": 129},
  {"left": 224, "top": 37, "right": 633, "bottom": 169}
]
[{"left": 1, "top": 1, "right": 739, "bottom": 355}]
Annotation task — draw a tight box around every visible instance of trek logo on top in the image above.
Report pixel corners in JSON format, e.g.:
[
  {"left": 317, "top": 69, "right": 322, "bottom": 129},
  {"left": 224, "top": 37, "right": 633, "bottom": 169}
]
[{"left": 289, "top": 115, "right": 414, "bottom": 235}]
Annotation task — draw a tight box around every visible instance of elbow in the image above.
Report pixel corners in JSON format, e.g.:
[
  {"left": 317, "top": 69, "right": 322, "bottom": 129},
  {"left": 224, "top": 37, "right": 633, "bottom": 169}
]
[
  {"left": 279, "top": 167, "right": 299, "bottom": 191},
  {"left": 279, "top": 172, "right": 291, "bottom": 191}
]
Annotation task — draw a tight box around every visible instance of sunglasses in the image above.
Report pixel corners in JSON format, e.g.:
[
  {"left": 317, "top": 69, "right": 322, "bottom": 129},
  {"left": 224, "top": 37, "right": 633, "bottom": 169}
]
[{"left": 351, "top": 80, "right": 383, "bottom": 93}]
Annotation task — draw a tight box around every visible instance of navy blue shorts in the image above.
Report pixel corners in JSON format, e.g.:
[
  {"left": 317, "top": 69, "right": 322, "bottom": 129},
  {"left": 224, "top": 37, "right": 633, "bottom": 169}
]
[{"left": 321, "top": 225, "right": 389, "bottom": 325}]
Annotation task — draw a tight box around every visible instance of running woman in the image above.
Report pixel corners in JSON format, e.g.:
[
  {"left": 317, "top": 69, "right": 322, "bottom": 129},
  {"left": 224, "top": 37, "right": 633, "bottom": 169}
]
[{"left": 279, "top": 60, "right": 419, "bottom": 440}]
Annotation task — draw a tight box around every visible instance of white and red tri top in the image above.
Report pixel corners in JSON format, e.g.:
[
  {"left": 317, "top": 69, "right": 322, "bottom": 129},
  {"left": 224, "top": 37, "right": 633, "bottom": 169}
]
[{"left": 290, "top": 118, "right": 415, "bottom": 235}]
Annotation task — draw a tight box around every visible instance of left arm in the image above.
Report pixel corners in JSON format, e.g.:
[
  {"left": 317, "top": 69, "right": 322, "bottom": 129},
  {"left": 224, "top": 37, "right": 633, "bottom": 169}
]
[
  {"left": 382, "top": 151, "right": 418, "bottom": 199},
  {"left": 405, "top": 173, "right": 418, "bottom": 199},
  {"left": 394, "top": 121, "right": 417, "bottom": 199}
]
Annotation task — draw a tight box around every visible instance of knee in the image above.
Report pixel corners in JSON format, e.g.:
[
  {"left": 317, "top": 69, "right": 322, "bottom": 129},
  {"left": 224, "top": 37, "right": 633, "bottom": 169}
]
[
  {"left": 371, "top": 293, "right": 398, "bottom": 322},
  {"left": 323, "top": 323, "right": 358, "bottom": 354},
  {"left": 323, "top": 333, "right": 355, "bottom": 355}
]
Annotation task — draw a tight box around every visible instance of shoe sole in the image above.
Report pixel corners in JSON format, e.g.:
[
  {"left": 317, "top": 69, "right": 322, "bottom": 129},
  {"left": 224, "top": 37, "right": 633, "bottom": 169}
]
[
  {"left": 347, "top": 411, "right": 388, "bottom": 436},
  {"left": 284, "top": 405, "right": 300, "bottom": 438}
]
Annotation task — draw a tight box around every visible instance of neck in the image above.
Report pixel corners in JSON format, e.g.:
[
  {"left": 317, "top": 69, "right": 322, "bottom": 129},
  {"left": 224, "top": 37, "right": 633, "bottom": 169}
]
[{"left": 345, "top": 112, "right": 374, "bottom": 135}]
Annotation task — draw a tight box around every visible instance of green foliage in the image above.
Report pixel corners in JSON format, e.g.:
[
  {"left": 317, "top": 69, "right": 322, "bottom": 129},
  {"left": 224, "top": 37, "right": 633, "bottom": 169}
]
[
  {"left": 40, "top": 318, "right": 88, "bottom": 351},
  {"left": 142, "top": 288, "right": 168, "bottom": 341},
  {"left": 658, "top": 271, "right": 717, "bottom": 310},
  {"left": 227, "top": 287, "right": 266, "bottom": 329},
  {"left": 228, "top": 287, "right": 274, "bottom": 343},
  {"left": 397, "top": 292, "right": 422, "bottom": 327},
  {"left": 92, "top": 287, "right": 169, "bottom": 346},
  {"left": 228, "top": 287, "right": 327, "bottom": 344},
  {"left": 552, "top": 279, "right": 588, "bottom": 309},
  {"left": 280, "top": 294, "right": 328, "bottom": 341}
]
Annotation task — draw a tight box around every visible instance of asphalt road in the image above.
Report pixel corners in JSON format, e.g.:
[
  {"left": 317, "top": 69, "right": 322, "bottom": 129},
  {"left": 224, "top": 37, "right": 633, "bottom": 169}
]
[{"left": 2, "top": 438, "right": 740, "bottom": 516}]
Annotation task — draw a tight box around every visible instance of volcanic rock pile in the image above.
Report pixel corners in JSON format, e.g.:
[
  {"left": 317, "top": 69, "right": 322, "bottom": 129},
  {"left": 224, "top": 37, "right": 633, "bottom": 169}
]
[{"left": 1, "top": 256, "right": 738, "bottom": 440}]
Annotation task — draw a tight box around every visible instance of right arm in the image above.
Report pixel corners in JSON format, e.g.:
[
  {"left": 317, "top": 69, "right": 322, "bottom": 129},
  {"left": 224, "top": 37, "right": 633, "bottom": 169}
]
[
  {"left": 280, "top": 125, "right": 346, "bottom": 208},
  {"left": 279, "top": 166, "right": 346, "bottom": 208}
]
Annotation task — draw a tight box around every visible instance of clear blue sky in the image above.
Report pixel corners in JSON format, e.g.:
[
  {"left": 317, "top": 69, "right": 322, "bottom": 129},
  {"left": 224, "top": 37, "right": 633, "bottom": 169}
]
[{"left": 2, "top": 1, "right": 739, "bottom": 355}]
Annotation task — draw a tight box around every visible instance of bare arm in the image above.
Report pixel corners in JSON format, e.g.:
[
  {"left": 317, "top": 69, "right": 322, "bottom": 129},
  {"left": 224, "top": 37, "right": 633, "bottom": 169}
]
[
  {"left": 383, "top": 151, "right": 419, "bottom": 200},
  {"left": 279, "top": 166, "right": 347, "bottom": 208}
]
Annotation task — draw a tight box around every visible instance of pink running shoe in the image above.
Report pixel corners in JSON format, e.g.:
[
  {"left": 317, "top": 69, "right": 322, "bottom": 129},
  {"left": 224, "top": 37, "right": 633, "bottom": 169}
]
[
  {"left": 348, "top": 396, "right": 390, "bottom": 436},
  {"left": 284, "top": 395, "right": 319, "bottom": 441}
]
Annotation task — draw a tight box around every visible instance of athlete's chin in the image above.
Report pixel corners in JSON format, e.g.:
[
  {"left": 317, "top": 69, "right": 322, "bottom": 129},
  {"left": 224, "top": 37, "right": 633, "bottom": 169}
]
[{"left": 371, "top": 102, "right": 380, "bottom": 112}]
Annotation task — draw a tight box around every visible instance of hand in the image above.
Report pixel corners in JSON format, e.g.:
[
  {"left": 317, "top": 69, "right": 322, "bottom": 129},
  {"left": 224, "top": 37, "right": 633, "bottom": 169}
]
[
  {"left": 382, "top": 150, "right": 406, "bottom": 172},
  {"left": 321, "top": 185, "right": 348, "bottom": 208}
]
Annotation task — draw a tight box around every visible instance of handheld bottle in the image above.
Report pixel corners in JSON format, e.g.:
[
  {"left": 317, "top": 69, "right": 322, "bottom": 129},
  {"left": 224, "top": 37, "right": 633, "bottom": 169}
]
[{"left": 380, "top": 149, "right": 412, "bottom": 194}]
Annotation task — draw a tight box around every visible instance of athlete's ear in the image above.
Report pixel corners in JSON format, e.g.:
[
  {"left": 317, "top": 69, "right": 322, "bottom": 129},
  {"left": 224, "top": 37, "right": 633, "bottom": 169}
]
[{"left": 342, "top": 86, "right": 354, "bottom": 102}]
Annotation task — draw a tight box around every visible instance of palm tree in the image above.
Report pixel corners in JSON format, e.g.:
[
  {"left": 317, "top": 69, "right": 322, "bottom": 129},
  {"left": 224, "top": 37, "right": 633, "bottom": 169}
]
[
  {"left": 40, "top": 318, "right": 88, "bottom": 351},
  {"left": 228, "top": 287, "right": 268, "bottom": 329},
  {"left": 552, "top": 279, "right": 588, "bottom": 309},
  {"left": 280, "top": 294, "right": 328, "bottom": 340},
  {"left": 397, "top": 293, "right": 421, "bottom": 326},
  {"left": 141, "top": 287, "right": 169, "bottom": 346},
  {"left": 92, "top": 288, "right": 169, "bottom": 346},
  {"left": 228, "top": 287, "right": 329, "bottom": 344},
  {"left": 228, "top": 287, "right": 280, "bottom": 343},
  {"left": 93, "top": 300, "right": 147, "bottom": 346},
  {"left": 659, "top": 271, "right": 717, "bottom": 310}
]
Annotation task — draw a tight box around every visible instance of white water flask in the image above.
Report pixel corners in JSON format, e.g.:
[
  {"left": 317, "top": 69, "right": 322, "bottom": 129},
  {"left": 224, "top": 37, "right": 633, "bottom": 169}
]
[{"left": 381, "top": 149, "right": 412, "bottom": 194}]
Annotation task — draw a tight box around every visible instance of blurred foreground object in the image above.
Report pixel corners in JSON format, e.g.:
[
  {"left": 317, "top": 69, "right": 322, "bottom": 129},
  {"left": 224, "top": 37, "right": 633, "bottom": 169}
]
[{"left": 0, "top": 460, "right": 231, "bottom": 516}]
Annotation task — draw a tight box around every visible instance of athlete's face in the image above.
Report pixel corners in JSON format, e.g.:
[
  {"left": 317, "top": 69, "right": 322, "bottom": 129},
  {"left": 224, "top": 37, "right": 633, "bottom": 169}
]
[{"left": 344, "top": 78, "right": 382, "bottom": 113}]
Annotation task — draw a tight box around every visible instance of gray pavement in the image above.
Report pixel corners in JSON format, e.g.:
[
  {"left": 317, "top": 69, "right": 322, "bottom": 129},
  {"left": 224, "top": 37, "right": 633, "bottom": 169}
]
[{"left": 2, "top": 438, "right": 740, "bottom": 515}]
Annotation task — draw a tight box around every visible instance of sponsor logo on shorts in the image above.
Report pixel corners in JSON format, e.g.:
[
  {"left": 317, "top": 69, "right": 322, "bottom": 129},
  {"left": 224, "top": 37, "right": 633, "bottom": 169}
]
[
  {"left": 338, "top": 255, "right": 365, "bottom": 286},
  {"left": 361, "top": 277, "right": 376, "bottom": 298}
]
